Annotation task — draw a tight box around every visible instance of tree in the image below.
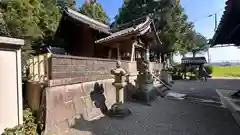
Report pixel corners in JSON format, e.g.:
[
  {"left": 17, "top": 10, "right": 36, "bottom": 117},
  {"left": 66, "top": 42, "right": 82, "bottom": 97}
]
[
  {"left": 78, "top": 1, "right": 109, "bottom": 24},
  {"left": 114, "top": 0, "right": 208, "bottom": 60},
  {"left": 0, "top": 0, "right": 60, "bottom": 76},
  {"left": 115, "top": 0, "right": 190, "bottom": 61},
  {"left": 57, "top": 0, "right": 76, "bottom": 10},
  {"left": 189, "top": 32, "right": 208, "bottom": 57},
  {"left": 1, "top": 0, "right": 60, "bottom": 42}
]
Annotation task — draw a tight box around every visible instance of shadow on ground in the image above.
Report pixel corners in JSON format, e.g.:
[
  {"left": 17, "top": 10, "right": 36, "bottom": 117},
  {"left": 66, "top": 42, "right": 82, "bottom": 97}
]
[
  {"left": 71, "top": 115, "right": 109, "bottom": 135},
  {"left": 69, "top": 98, "right": 240, "bottom": 135},
  {"left": 63, "top": 78, "right": 240, "bottom": 135}
]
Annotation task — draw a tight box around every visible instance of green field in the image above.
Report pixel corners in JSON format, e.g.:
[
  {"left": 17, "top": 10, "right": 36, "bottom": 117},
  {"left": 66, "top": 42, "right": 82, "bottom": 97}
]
[{"left": 212, "top": 66, "right": 240, "bottom": 77}]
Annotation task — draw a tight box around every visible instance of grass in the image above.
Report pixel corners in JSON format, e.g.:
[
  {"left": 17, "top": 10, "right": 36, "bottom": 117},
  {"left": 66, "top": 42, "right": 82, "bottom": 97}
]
[{"left": 212, "top": 66, "right": 240, "bottom": 77}]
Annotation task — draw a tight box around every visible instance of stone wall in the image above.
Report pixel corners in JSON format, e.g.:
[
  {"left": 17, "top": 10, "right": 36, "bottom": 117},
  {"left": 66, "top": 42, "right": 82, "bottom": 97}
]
[
  {"left": 41, "top": 55, "right": 139, "bottom": 134},
  {"left": 44, "top": 76, "right": 137, "bottom": 135},
  {"left": 25, "top": 55, "right": 163, "bottom": 134},
  {"left": 49, "top": 55, "right": 137, "bottom": 86}
]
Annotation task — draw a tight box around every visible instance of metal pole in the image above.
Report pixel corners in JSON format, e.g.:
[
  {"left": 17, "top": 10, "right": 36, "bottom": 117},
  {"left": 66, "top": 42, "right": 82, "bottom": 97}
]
[
  {"left": 207, "top": 13, "right": 217, "bottom": 63},
  {"left": 207, "top": 47, "right": 210, "bottom": 63},
  {"left": 214, "top": 13, "right": 217, "bottom": 32}
]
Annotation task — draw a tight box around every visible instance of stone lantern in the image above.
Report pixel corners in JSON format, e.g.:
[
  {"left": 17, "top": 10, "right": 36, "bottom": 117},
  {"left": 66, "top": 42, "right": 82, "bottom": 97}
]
[{"left": 110, "top": 61, "right": 128, "bottom": 104}]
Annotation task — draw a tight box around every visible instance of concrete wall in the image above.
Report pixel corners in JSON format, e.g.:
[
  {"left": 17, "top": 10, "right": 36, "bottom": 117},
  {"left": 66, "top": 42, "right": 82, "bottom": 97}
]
[
  {"left": 25, "top": 54, "right": 163, "bottom": 134},
  {"left": 44, "top": 76, "right": 137, "bottom": 135},
  {"left": 0, "top": 37, "right": 24, "bottom": 134},
  {"left": 26, "top": 55, "right": 138, "bottom": 112}
]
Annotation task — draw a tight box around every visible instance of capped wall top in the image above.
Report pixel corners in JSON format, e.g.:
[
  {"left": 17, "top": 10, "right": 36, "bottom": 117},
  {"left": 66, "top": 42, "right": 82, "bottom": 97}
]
[{"left": 0, "top": 36, "right": 24, "bottom": 50}]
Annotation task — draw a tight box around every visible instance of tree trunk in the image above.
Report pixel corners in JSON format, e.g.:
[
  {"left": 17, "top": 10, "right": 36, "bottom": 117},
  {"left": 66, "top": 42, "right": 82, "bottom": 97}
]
[{"left": 192, "top": 52, "right": 196, "bottom": 57}]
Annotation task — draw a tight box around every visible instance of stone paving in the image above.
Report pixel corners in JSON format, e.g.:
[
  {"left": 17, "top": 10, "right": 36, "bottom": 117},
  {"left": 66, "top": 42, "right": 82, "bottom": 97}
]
[
  {"left": 171, "top": 79, "right": 240, "bottom": 102},
  {"left": 63, "top": 98, "right": 240, "bottom": 135},
  {"left": 63, "top": 78, "right": 240, "bottom": 135}
]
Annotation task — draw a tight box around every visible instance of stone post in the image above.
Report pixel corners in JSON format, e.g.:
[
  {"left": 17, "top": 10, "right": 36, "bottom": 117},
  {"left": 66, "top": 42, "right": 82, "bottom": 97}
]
[{"left": 111, "top": 61, "right": 128, "bottom": 104}]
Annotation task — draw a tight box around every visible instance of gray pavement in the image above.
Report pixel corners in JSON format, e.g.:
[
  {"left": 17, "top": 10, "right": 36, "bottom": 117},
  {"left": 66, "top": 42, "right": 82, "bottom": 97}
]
[
  {"left": 171, "top": 79, "right": 240, "bottom": 102},
  {"left": 65, "top": 78, "right": 240, "bottom": 135},
  {"left": 67, "top": 98, "right": 240, "bottom": 135}
]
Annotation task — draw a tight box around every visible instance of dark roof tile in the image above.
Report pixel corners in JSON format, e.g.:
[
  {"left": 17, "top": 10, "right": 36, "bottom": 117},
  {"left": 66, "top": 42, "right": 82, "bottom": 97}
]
[{"left": 62, "top": 7, "right": 111, "bottom": 34}]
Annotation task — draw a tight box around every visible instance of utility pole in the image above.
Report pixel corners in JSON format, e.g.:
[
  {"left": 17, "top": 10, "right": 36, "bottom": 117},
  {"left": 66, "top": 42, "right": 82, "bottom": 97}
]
[
  {"left": 207, "top": 13, "right": 217, "bottom": 63},
  {"left": 214, "top": 13, "right": 217, "bottom": 32}
]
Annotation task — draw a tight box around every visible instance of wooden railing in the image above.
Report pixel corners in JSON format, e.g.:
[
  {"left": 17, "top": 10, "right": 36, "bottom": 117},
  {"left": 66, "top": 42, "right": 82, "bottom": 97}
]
[{"left": 27, "top": 53, "right": 51, "bottom": 83}]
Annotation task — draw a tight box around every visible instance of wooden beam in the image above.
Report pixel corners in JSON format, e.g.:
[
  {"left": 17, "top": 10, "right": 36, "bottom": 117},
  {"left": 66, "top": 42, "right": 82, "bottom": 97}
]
[{"left": 131, "top": 42, "right": 136, "bottom": 61}]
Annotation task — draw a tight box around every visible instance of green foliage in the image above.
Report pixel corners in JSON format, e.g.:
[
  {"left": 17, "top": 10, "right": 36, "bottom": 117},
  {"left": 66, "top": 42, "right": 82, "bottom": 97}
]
[
  {"left": 204, "top": 65, "right": 213, "bottom": 75},
  {"left": 212, "top": 66, "right": 240, "bottom": 77},
  {"left": 24, "top": 108, "right": 38, "bottom": 135},
  {"left": 2, "top": 125, "right": 24, "bottom": 135},
  {"left": 57, "top": 0, "right": 76, "bottom": 10},
  {"left": 0, "top": 0, "right": 60, "bottom": 78},
  {"left": 2, "top": 108, "right": 37, "bottom": 135},
  {"left": 115, "top": 0, "right": 185, "bottom": 53},
  {"left": 0, "top": 0, "right": 60, "bottom": 47},
  {"left": 114, "top": 0, "right": 208, "bottom": 56},
  {"left": 78, "top": 1, "right": 110, "bottom": 24}
]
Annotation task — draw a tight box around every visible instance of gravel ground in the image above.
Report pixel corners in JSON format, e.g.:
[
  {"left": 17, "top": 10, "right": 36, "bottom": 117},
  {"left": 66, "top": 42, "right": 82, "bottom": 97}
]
[
  {"left": 63, "top": 78, "right": 240, "bottom": 135},
  {"left": 67, "top": 98, "right": 240, "bottom": 135},
  {"left": 171, "top": 79, "right": 240, "bottom": 102}
]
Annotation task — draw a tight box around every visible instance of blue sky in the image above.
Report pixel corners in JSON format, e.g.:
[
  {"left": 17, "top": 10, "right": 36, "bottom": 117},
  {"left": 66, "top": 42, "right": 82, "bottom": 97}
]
[{"left": 76, "top": 0, "right": 240, "bottom": 62}]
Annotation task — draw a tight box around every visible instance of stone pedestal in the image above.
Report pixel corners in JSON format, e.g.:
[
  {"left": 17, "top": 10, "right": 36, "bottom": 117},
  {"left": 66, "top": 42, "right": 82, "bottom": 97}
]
[
  {"left": 112, "top": 83, "right": 126, "bottom": 104},
  {"left": 135, "top": 72, "right": 154, "bottom": 101},
  {"left": 161, "top": 70, "right": 172, "bottom": 84}
]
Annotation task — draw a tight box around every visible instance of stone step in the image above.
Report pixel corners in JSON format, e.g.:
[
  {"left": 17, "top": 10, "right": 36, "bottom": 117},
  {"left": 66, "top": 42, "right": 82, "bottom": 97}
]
[
  {"left": 216, "top": 89, "right": 240, "bottom": 127},
  {"left": 164, "top": 91, "right": 223, "bottom": 108}
]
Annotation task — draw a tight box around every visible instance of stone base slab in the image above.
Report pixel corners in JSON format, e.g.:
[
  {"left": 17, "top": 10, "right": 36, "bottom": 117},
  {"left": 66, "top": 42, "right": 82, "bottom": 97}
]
[{"left": 216, "top": 89, "right": 240, "bottom": 127}]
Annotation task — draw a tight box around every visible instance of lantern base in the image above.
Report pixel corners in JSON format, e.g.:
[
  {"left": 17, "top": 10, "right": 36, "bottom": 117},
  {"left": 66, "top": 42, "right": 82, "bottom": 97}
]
[{"left": 107, "top": 103, "right": 132, "bottom": 119}]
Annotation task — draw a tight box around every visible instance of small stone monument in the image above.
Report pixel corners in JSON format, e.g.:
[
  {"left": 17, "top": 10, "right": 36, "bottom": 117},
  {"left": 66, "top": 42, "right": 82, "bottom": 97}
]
[
  {"left": 110, "top": 60, "right": 128, "bottom": 104},
  {"left": 108, "top": 61, "right": 131, "bottom": 118}
]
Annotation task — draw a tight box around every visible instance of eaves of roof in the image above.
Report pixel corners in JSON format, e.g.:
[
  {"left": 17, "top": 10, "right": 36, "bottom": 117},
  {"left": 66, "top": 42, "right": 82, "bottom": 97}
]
[
  {"left": 211, "top": 0, "right": 235, "bottom": 46},
  {"left": 62, "top": 7, "right": 111, "bottom": 35},
  {"left": 181, "top": 57, "right": 207, "bottom": 64},
  {"left": 94, "top": 16, "right": 153, "bottom": 44}
]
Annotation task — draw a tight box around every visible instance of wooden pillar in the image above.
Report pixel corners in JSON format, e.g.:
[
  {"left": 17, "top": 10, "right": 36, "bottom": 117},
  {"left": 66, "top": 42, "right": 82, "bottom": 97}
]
[
  {"left": 131, "top": 42, "right": 136, "bottom": 62},
  {"left": 108, "top": 48, "right": 112, "bottom": 59},
  {"left": 117, "top": 43, "right": 121, "bottom": 60}
]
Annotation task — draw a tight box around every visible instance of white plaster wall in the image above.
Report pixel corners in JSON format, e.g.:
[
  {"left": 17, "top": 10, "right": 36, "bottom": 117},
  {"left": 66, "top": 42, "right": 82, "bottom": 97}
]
[{"left": 0, "top": 50, "right": 22, "bottom": 133}]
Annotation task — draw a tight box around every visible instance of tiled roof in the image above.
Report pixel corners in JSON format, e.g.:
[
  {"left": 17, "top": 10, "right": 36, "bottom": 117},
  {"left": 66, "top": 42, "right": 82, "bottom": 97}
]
[
  {"left": 95, "top": 16, "right": 153, "bottom": 44},
  {"left": 181, "top": 57, "right": 207, "bottom": 64},
  {"left": 211, "top": 0, "right": 236, "bottom": 46},
  {"left": 62, "top": 7, "right": 111, "bottom": 34}
]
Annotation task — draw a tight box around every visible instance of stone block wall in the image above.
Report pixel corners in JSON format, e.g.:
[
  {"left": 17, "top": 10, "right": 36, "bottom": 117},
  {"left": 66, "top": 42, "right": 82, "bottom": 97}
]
[
  {"left": 25, "top": 55, "right": 163, "bottom": 134},
  {"left": 44, "top": 75, "right": 138, "bottom": 135},
  {"left": 48, "top": 55, "right": 138, "bottom": 86}
]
